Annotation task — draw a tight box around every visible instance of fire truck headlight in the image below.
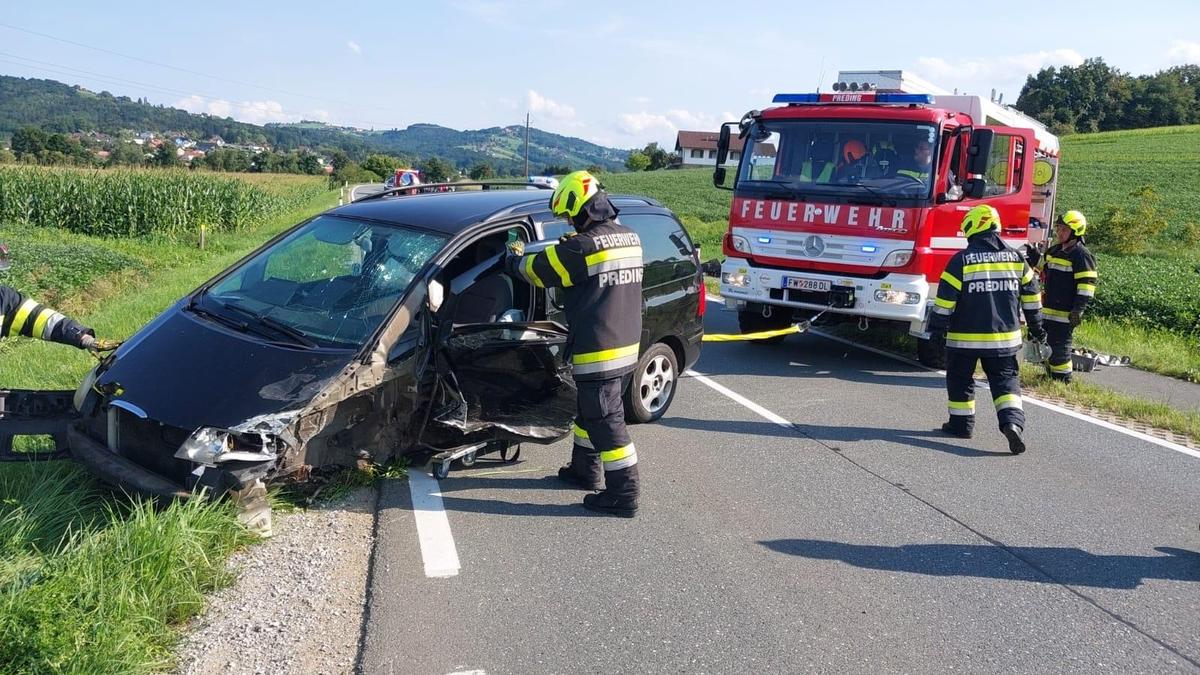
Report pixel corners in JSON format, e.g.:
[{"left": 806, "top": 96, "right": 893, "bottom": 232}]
[
  {"left": 730, "top": 235, "right": 752, "bottom": 254},
  {"left": 874, "top": 289, "right": 922, "bottom": 305},
  {"left": 882, "top": 250, "right": 914, "bottom": 267},
  {"left": 722, "top": 271, "right": 750, "bottom": 288}
]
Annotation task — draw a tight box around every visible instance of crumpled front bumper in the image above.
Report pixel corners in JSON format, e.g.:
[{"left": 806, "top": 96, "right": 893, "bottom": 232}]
[{"left": 68, "top": 423, "right": 194, "bottom": 499}]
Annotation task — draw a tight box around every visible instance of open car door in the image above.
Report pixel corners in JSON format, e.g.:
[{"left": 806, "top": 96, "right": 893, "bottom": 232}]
[{"left": 421, "top": 247, "right": 575, "bottom": 447}]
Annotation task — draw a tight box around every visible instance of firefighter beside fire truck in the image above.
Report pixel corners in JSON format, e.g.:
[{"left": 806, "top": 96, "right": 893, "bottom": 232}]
[
  {"left": 928, "top": 205, "right": 1046, "bottom": 455},
  {"left": 1026, "top": 210, "right": 1098, "bottom": 383}
]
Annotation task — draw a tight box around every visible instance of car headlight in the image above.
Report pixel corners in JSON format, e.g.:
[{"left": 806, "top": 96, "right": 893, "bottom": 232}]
[
  {"left": 175, "top": 427, "right": 277, "bottom": 465},
  {"left": 730, "top": 235, "right": 752, "bottom": 254},
  {"left": 881, "top": 250, "right": 914, "bottom": 267}
]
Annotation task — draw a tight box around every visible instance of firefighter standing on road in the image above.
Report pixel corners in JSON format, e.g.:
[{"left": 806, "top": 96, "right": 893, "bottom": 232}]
[
  {"left": 1025, "top": 211, "right": 1098, "bottom": 383},
  {"left": 506, "top": 171, "right": 644, "bottom": 518},
  {"left": 0, "top": 243, "right": 104, "bottom": 351},
  {"left": 929, "top": 206, "right": 1046, "bottom": 454}
]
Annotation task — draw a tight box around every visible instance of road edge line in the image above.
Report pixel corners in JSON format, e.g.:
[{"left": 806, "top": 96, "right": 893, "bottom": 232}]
[{"left": 408, "top": 466, "right": 462, "bottom": 578}]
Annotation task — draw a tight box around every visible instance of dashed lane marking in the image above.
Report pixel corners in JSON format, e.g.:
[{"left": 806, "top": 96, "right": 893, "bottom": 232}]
[{"left": 408, "top": 466, "right": 462, "bottom": 578}]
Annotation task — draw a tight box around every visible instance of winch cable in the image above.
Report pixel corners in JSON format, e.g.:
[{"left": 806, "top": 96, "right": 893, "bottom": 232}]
[{"left": 702, "top": 306, "right": 834, "bottom": 343}]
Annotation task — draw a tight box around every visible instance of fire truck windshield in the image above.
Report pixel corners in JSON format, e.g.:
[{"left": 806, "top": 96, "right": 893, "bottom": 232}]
[{"left": 737, "top": 120, "right": 939, "bottom": 202}]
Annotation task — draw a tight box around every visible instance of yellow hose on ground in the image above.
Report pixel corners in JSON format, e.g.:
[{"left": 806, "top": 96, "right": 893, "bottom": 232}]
[{"left": 702, "top": 324, "right": 805, "bottom": 342}]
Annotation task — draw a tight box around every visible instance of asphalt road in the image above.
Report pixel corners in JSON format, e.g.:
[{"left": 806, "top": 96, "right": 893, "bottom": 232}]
[
  {"left": 349, "top": 183, "right": 386, "bottom": 201},
  {"left": 360, "top": 301, "right": 1200, "bottom": 674}
]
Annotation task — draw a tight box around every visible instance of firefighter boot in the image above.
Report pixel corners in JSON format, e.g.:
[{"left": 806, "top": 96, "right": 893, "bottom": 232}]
[
  {"left": 941, "top": 420, "right": 973, "bottom": 439},
  {"left": 1001, "top": 424, "right": 1026, "bottom": 455},
  {"left": 583, "top": 465, "right": 639, "bottom": 518},
  {"left": 557, "top": 446, "right": 602, "bottom": 490}
]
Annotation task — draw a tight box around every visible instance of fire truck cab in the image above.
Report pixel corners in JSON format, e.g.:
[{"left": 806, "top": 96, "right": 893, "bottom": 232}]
[{"left": 714, "top": 70, "right": 1060, "bottom": 366}]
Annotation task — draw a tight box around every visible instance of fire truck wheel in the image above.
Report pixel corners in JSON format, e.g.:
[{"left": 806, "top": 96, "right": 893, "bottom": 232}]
[
  {"left": 917, "top": 334, "right": 947, "bottom": 369},
  {"left": 738, "top": 309, "right": 791, "bottom": 345}
]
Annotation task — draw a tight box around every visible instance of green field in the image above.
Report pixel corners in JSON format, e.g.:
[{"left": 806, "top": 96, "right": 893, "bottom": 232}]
[{"left": 0, "top": 171, "right": 337, "bottom": 673}]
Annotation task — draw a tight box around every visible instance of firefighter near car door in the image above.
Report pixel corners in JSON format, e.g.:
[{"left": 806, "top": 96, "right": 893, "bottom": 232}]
[
  {"left": 928, "top": 205, "right": 1045, "bottom": 453},
  {"left": 507, "top": 171, "right": 643, "bottom": 516}
]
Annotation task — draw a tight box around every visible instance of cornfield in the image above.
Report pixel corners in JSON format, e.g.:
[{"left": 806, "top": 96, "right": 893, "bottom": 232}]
[{"left": 0, "top": 166, "right": 330, "bottom": 237}]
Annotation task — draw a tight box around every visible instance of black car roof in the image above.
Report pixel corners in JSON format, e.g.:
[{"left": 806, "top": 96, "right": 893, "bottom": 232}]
[{"left": 328, "top": 188, "right": 665, "bottom": 234}]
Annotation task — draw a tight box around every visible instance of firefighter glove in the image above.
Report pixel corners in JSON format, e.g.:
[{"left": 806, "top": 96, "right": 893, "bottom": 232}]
[
  {"left": 1069, "top": 310, "right": 1083, "bottom": 327},
  {"left": 506, "top": 240, "right": 525, "bottom": 258},
  {"left": 1028, "top": 326, "right": 1047, "bottom": 344},
  {"left": 1024, "top": 246, "right": 1041, "bottom": 269}
]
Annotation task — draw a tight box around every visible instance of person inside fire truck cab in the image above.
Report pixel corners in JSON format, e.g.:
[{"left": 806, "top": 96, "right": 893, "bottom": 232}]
[
  {"left": 929, "top": 205, "right": 1046, "bottom": 455},
  {"left": 896, "top": 139, "right": 933, "bottom": 183},
  {"left": 833, "top": 138, "right": 869, "bottom": 182},
  {"left": 505, "top": 171, "right": 644, "bottom": 518},
  {"left": 797, "top": 135, "right": 836, "bottom": 183},
  {"left": 0, "top": 242, "right": 112, "bottom": 352},
  {"left": 1024, "top": 210, "right": 1097, "bottom": 383}
]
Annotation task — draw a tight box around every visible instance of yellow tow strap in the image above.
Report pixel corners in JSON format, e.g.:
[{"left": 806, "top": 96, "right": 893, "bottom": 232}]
[{"left": 702, "top": 324, "right": 805, "bottom": 342}]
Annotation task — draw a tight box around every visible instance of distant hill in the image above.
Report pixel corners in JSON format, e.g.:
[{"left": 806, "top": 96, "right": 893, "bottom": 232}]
[{"left": 0, "top": 75, "right": 628, "bottom": 172}]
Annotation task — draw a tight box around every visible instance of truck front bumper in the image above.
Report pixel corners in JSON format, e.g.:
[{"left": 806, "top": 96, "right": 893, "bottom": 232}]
[{"left": 719, "top": 259, "right": 932, "bottom": 327}]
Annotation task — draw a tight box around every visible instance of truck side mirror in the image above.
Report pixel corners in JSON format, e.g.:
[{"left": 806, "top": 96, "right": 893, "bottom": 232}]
[
  {"left": 701, "top": 259, "right": 722, "bottom": 277},
  {"left": 713, "top": 123, "right": 733, "bottom": 189},
  {"left": 966, "top": 129, "right": 994, "bottom": 176}
]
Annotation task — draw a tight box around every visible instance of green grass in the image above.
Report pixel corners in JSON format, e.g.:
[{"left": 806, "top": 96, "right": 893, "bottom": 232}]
[
  {"left": 601, "top": 169, "right": 730, "bottom": 254},
  {"left": 0, "top": 180, "right": 338, "bottom": 672},
  {"left": 1057, "top": 125, "right": 1200, "bottom": 224},
  {"left": 1073, "top": 317, "right": 1200, "bottom": 383},
  {"left": 0, "top": 463, "right": 251, "bottom": 674}
]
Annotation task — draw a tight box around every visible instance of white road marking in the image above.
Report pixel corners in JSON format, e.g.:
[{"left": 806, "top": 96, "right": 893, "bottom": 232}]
[
  {"left": 687, "top": 370, "right": 793, "bottom": 429},
  {"left": 408, "top": 466, "right": 462, "bottom": 578},
  {"left": 702, "top": 294, "right": 1199, "bottom": 460}
]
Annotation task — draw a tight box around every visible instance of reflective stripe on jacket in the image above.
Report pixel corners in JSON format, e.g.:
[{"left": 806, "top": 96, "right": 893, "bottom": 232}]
[
  {"left": 510, "top": 220, "right": 644, "bottom": 381},
  {"left": 0, "top": 285, "right": 92, "bottom": 347},
  {"left": 1040, "top": 241, "right": 1098, "bottom": 320},
  {"left": 929, "top": 232, "right": 1043, "bottom": 356}
]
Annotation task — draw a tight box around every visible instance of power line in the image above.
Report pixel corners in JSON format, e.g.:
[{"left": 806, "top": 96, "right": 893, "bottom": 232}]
[{"left": 0, "top": 21, "right": 395, "bottom": 116}]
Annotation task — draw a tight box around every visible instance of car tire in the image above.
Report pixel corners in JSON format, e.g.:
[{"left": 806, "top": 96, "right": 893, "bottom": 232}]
[
  {"left": 623, "top": 343, "right": 679, "bottom": 424},
  {"left": 738, "top": 308, "right": 792, "bottom": 345},
  {"left": 917, "top": 333, "right": 947, "bottom": 369}
]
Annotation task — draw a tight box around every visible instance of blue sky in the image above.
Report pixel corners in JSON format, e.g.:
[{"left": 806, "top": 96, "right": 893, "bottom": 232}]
[{"left": 2, "top": 1, "right": 1198, "bottom": 149}]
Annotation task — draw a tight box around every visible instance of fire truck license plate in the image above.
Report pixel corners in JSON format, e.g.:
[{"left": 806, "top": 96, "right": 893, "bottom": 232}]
[{"left": 785, "top": 277, "right": 831, "bottom": 292}]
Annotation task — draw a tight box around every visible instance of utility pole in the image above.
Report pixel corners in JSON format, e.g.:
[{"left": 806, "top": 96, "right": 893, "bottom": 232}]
[{"left": 524, "top": 112, "right": 530, "bottom": 178}]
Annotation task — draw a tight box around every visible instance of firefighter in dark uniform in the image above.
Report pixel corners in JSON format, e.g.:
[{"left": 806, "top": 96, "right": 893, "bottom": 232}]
[
  {"left": 1025, "top": 210, "right": 1097, "bottom": 383},
  {"left": 0, "top": 243, "right": 101, "bottom": 350},
  {"left": 506, "top": 171, "right": 643, "bottom": 517},
  {"left": 929, "top": 205, "right": 1046, "bottom": 454}
]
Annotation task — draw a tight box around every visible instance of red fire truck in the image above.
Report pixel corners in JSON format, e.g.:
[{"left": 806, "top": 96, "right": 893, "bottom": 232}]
[{"left": 713, "top": 70, "right": 1060, "bottom": 366}]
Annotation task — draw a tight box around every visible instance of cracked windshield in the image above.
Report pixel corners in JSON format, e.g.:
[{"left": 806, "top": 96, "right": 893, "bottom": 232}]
[{"left": 204, "top": 215, "right": 445, "bottom": 348}]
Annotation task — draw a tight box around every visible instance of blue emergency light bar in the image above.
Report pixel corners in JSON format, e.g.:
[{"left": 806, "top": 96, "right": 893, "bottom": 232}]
[{"left": 772, "top": 92, "right": 934, "bottom": 105}]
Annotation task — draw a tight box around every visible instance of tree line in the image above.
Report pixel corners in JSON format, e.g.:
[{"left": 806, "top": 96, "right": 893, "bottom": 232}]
[{"left": 1016, "top": 58, "right": 1200, "bottom": 134}]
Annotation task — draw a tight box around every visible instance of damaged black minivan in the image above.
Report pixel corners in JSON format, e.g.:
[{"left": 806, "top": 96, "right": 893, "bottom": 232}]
[{"left": 53, "top": 184, "right": 704, "bottom": 498}]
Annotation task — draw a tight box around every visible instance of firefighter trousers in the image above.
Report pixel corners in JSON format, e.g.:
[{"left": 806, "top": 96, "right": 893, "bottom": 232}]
[
  {"left": 1045, "top": 321, "right": 1074, "bottom": 382},
  {"left": 568, "top": 377, "right": 640, "bottom": 504},
  {"left": 944, "top": 351, "right": 1025, "bottom": 434}
]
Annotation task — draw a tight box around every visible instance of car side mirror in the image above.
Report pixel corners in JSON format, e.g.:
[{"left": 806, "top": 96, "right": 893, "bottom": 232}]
[{"left": 701, "top": 259, "right": 722, "bottom": 277}]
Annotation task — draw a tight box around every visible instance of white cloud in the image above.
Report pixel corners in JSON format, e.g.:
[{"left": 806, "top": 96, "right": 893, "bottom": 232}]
[
  {"left": 1166, "top": 40, "right": 1200, "bottom": 66},
  {"left": 309, "top": 109, "right": 332, "bottom": 122},
  {"left": 631, "top": 95, "right": 651, "bottom": 105},
  {"left": 916, "top": 49, "right": 1084, "bottom": 90},
  {"left": 347, "top": 40, "right": 362, "bottom": 55},
  {"left": 526, "top": 90, "right": 575, "bottom": 121},
  {"left": 615, "top": 108, "right": 735, "bottom": 147},
  {"left": 173, "top": 95, "right": 298, "bottom": 124}
]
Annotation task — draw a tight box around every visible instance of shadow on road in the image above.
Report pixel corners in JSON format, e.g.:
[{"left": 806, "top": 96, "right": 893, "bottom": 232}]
[
  {"left": 760, "top": 538, "right": 1200, "bottom": 589},
  {"left": 659, "top": 416, "right": 1008, "bottom": 458}
]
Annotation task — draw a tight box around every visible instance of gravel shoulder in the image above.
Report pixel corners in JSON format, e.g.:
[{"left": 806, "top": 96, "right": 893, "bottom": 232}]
[{"left": 174, "top": 486, "right": 378, "bottom": 675}]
